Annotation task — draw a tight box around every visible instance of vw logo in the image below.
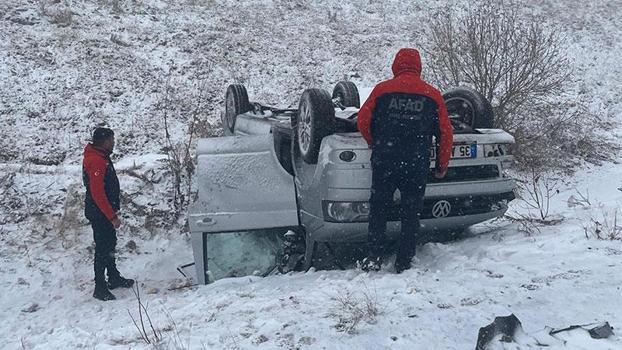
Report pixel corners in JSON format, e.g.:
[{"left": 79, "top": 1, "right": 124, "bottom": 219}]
[{"left": 432, "top": 200, "right": 451, "bottom": 218}]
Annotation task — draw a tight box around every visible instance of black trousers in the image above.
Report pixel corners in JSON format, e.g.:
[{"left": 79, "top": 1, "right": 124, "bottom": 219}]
[
  {"left": 368, "top": 158, "right": 428, "bottom": 260},
  {"left": 90, "top": 218, "right": 120, "bottom": 285}
]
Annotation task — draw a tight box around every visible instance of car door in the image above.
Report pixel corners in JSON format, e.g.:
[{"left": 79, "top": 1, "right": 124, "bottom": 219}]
[{"left": 189, "top": 134, "right": 299, "bottom": 234}]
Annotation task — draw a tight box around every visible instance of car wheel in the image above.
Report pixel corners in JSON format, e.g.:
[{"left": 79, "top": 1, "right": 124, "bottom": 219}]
[
  {"left": 295, "top": 88, "right": 335, "bottom": 164},
  {"left": 443, "top": 87, "right": 495, "bottom": 129},
  {"left": 224, "top": 84, "right": 251, "bottom": 133},
  {"left": 272, "top": 121, "right": 295, "bottom": 176},
  {"left": 332, "top": 81, "right": 360, "bottom": 108}
]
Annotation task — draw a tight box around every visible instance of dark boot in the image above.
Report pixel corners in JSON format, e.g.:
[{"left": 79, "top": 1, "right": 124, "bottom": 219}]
[
  {"left": 94, "top": 249, "right": 116, "bottom": 300},
  {"left": 394, "top": 255, "right": 413, "bottom": 274},
  {"left": 93, "top": 283, "right": 116, "bottom": 301},
  {"left": 107, "top": 275, "right": 135, "bottom": 290},
  {"left": 104, "top": 238, "right": 134, "bottom": 289},
  {"left": 395, "top": 235, "right": 416, "bottom": 274}
]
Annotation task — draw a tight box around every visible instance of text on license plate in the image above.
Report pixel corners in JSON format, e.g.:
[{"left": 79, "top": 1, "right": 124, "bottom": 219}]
[{"left": 430, "top": 144, "right": 477, "bottom": 159}]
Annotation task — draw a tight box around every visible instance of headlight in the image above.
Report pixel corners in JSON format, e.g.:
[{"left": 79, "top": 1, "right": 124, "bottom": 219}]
[
  {"left": 483, "top": 144, "right": 512, "bottom": 157},
  {"left": 323, "top": 201, "right": 369, "bottom": 222}
]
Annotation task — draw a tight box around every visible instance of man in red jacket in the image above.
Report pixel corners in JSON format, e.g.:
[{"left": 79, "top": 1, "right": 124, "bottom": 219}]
[
  {"left": 83, "top": 127, "right": 134, "bottom": 301},
  {"left": 357, "top": 48, "right": 453, "bottom": 273}
]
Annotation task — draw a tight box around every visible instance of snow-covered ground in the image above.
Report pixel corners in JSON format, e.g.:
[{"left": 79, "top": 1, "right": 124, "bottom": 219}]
[
  {"left": 1, "top": 0, "right": 622, "bottom": 349},
  {"left": 2, "top": 162, "right": 622, "bottom": 349}
]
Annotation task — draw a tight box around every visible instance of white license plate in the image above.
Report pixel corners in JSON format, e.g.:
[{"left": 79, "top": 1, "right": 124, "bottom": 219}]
[{"left": 431, "top": 144, "right": 477, "bottom": 159}]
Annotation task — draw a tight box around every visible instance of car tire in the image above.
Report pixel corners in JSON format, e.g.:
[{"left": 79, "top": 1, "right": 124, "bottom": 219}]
[
  {"left": 272, "top": 121, "right": 295, "bottom": 176},
  {"left": 224, "top": 84, "right": 251, "bottom": 133},
  {"left": 295, "top": 88, "right": 335, "bottom": 164},
  {"left": 443, "top": 87, "right": 495, "bottom": 129},
  {"left": 332, "top": 81, "right": 360, "bottom": 108}
]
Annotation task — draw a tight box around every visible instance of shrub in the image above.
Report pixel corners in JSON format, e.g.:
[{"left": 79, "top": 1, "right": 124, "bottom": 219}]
[{"left": 425, "top": 0, "right": 613, "bottom": 170}]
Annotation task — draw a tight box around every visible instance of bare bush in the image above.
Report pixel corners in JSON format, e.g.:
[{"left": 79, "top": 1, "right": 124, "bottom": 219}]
[
  {"left": 517, "top": 169, "right": 560, "bottom": 222},
  {"left": 161, "top": 304, "right": 189, "bottom": 350},
  {"left": 158, "top": 73, "right": 213, "bottom": 223},
  {"left": 330, "top": 284, "right": 381, "bottom": 334},
  {"left": 0, "top": 173, "right": 24, "bottom": 224},
  {"left": 426, "top": 1, "right": 569, "bottom": 124},
  {"left": 506, "top": 167, "right": 562, "bottom": 234},
  {"left": 56, "top": 183, "right": 87, "bottom": 247},
  {"left": 128, "top": 284, "right": 163, "bottom": 346},
  {"left": 425, "top": 0, "right": 612, "bottom": 170},
  {"left": 39, "top": 1, "right": 73, "bottom": 27},
  {"left": 0, "top": 172, "right": 50, "bottom": 225},
  {"left": 567, "top": 188, "right": 591, "bottom": 209},
  {"left": 584, "top": 208, "right": 622, "bottom": 241},
  {"left": 127, "top": 285, "right": 191, "bottom": 349}
]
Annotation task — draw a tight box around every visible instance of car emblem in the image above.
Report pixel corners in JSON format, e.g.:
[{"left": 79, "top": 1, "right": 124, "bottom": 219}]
[{"left": 432, "top": 200, "right": 451, "bottom": 218}]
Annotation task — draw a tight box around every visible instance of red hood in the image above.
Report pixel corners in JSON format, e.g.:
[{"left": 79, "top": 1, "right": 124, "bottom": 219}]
[
  {"left": 84, "top": 143, "right": 111, "bottom": 158},
  {"left": 391, "top": 48, "right": 422, "bottom": 77}
]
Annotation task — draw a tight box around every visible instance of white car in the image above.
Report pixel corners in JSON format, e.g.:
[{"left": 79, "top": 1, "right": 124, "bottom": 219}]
[{"left": 188, "top": 82, "right": 516, "bottom": 283}]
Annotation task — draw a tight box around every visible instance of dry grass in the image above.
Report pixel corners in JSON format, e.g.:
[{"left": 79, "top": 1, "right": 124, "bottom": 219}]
[
  {"left": 506, "top": 167, "right": 563, "bottom": 235},
  {"left": 158, "top": 70, "right": 213, "bottom": 224},
  {"left": 39, "top": 1, "right": 73, "bottom": 27},
  {"left": 584, "top": 207, "right": 622, "bottom": 241},
  {"left": 330, "top": 283, "right": 382, "bottom": 334}
]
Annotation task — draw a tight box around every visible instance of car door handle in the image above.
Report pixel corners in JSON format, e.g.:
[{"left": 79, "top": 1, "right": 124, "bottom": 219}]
[{"left": 195, "top": 217, "right": 216, "bottom": 226}]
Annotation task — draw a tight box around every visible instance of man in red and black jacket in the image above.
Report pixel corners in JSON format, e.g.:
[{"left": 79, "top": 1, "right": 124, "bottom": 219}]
[
  {"left": 83, "top": 127, "right": 134, "bottom": 301},
  {"left": 357, "top": 48, "right": 453, "bottom": 273}
]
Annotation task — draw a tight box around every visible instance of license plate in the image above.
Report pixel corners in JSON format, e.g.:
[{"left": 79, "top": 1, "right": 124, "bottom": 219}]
[{"left": 430, "top": 143, "right": 477, "bottom": 159}]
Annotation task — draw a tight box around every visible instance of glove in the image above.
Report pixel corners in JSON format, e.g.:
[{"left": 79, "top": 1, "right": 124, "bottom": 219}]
[{"left": 434, "top": 167, "right": 447, "bottom": 179}]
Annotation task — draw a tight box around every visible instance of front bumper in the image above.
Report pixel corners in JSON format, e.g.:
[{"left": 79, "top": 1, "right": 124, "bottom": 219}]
[
  {"left": 302, "top": 191, "right": 514, "bottom": 242},
  {"left": 322, "top": 191, "right": 515, "bottom": 223}
]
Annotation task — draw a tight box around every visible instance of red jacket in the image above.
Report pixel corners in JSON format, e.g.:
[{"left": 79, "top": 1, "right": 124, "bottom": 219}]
[
  {"left": 357, "top": 48, "right": 453, "bottom": 172},
  {"left": 82, "top": 144, "right": 120, "bottom": 222}
]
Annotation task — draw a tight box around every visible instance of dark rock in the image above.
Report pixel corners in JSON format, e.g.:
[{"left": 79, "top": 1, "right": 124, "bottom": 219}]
[
  {"left": 125, "top": 240, "right": 137, "bottom": 251},
  {"left": 476, "top": 314, "right": 523, "bottom": 350},
  {"left": 21, "top": 303, "right": 41, "bottom": 313},
  {"left": 588, "top": 322, "right": 614, "bottom": 339}
]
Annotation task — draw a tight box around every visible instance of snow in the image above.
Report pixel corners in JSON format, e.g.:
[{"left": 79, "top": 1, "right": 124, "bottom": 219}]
[
  {"left": 3, "top": 196, "right": 622, "bottom": 349},
  {"left": 1, "top": 0, "right": 622, "bottom": 349},
  {"left": 3, "top": 158, "right": 622, "bottom": 348}
]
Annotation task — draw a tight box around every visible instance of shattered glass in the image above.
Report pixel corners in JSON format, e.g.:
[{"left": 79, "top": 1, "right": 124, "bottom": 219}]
[{"left": 204, "top": 229, "right": 283, "bottom": 282}]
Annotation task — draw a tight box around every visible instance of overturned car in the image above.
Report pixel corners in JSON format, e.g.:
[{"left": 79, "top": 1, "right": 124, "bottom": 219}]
[{"left": 188, "top": 82, "right": 516, "bottom": 283}]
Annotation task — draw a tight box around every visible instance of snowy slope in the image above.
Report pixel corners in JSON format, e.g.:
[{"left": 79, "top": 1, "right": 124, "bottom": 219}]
[
  {"left": 2, "top": 167, "right": 622, "bottom": 349},
  {"left": 1, "top": 0, "right": 622, "bottom": 349}
]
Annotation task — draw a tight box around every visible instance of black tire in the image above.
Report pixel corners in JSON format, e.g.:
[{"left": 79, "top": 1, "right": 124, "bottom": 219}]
[
  {"left": 272, "top": 121, "right": 295, "bottom": 176},
  {"left": 332, "top": 81, "right": 360, "bottom": 108},
  {"left": 443, "top": 87, "right": 495, "bottom": 129},
  {"left": 295, "top": 88, "right": 335, "bottom": 164},
  {"left": 224, "top": 84, "right": 251, "bottom": 133}
]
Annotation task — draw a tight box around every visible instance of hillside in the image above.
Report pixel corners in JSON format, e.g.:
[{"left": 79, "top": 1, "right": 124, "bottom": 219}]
[{"left": 1, "top": 0, "right": 621, "bottom": 349}]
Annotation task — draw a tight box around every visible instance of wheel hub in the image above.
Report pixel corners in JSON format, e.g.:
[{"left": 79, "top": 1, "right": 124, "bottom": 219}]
[
  {"left": 446, "top": 97, "right": 475, "bottom": 126},
  {"left": 298, "top": 101, "right": 312, "bottom": 153}
]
